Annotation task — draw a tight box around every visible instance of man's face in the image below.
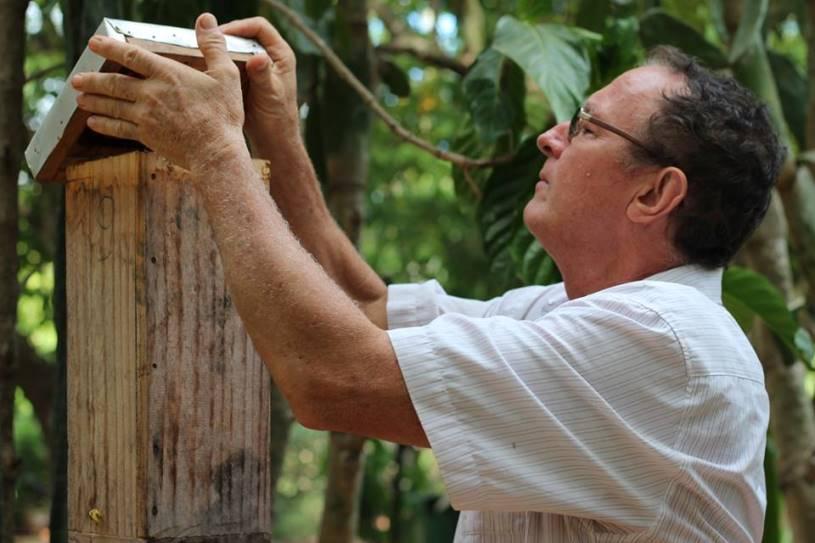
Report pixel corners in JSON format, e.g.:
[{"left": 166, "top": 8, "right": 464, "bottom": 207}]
[{"left": 523, "top": 65, "right": 681, "bottom": 261}]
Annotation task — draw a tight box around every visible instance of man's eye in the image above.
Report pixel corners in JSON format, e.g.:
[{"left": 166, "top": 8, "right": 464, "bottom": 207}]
[{"left": 576, "top": 123, "right": 593, "bottom": 137}]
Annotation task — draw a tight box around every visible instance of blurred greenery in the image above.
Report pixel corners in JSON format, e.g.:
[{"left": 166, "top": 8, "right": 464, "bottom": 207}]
[{"left": 11, "top": 0, "right": 815, "bottom": 542}]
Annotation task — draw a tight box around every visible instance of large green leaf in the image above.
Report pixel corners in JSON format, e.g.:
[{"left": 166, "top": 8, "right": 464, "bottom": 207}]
[
  {"left": 729, "top": 0, "right": 768, "bottom": 63},
  {"left": 493, "top": 16, "right": 600, "bottom": 122},
  {"left": 463, "top": 48, "right": 526, "bottom": 145},
  {"left": 477, "top": 137, "right": 554, "bottom": 286},
  {"left": 450, "top": 123, "right": 495, "bottom": 202},
  {"left": 722, "top": 266, "right": 813, "bottom": 368},
  {"left": 767, "top": 50, "right": 807, "bottom": 149},
  {"left": 509, "top": 228, "right": 560, "bottom": 285},
  {"left": 638, "top": 9, "right": 728, "bottom": 69}
]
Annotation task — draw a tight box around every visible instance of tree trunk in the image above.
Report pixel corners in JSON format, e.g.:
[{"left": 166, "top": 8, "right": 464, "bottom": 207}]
[
  {"left": 743, "top": 194, "right": 815, "bottom": 542},
  {"left": 723, "top": 1, "right": 815, "bottom": 536},
  {"left": 16, "top": 336, "right": 56, "bottom": 438},
  {"left": 317, "top": 1, "right": 373, "bottom": 541},
  {"left": 0, "top": 1, "right": 29, "bottom": 542}
]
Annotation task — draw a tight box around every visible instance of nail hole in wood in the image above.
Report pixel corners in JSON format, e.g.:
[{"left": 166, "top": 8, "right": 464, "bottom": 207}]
[{"left": 150, "top": 256, "right": 157, "bottom": 264}]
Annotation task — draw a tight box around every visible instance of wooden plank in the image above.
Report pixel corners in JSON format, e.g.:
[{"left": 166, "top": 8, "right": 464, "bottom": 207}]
[
  {"left": 142, "top": 154, "right": 272, "bottom": 539},
  {"left": 66, "top": 152, "right": 145, "bottom": 538},
  {"left": 66, "top": 151, "right": 273, "bottom": 541}
]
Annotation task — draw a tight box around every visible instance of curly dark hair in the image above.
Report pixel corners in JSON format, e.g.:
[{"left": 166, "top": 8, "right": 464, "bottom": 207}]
[{"left": 630, "top": 46, "right": 786, "bottom": 269}]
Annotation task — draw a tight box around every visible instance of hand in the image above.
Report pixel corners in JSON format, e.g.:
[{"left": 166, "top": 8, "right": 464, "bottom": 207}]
[
  {"left": 71, "top": 13, "right": 247, "bottom": 172},
  {"left": 218, "top": 17, "right": 300, "bottom": 148}
]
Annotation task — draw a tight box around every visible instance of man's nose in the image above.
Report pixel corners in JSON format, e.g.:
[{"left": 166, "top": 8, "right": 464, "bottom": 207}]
[{"left": 537, "top": 121, "right": 569, "bottom": 159}]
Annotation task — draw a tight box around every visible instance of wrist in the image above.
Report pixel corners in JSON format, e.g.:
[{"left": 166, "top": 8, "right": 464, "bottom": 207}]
[
  {"left": 190, "top": 137, "right": 251, "bottom": 176},
  {"left": 245, "top": 114, "right": 304, "bottom": 160}
]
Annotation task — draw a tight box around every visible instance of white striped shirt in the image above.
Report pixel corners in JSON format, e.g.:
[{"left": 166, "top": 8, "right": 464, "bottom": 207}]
[{"left": 386, "top": 265, "right": 768, "bottom": 542}]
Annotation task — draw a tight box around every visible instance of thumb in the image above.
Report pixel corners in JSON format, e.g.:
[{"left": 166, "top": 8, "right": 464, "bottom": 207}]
[{"left": 195, "top": 13, "right": 232, "bottom": 74}]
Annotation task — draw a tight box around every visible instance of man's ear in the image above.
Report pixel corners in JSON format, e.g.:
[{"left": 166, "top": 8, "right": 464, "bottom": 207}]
[{"left": 627, "top": 167, "right": 687, "bottom": 224}]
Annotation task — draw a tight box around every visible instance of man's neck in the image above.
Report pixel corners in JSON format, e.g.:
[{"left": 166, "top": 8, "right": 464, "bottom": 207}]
[{"left": 557, "top": 253, "right": 684, "bottom": 300}]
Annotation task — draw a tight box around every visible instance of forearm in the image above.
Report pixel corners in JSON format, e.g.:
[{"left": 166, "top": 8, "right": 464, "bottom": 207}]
[
  {"left": 191, "top": 147, "right": 386, "bottom": 418},
  {"left": 250, "top": 130, "right": 387, "bottom": 324}
]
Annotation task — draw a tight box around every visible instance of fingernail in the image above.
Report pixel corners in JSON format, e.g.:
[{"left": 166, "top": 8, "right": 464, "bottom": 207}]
[
  {"left": 89, "top": 36, "right": 102, "bottom": 47},
  {"left": 71, "top": 74, "right": 83, "bottom": 87},
  {"left": 200, "top": 13, "right": 217, "bottom": 29}
]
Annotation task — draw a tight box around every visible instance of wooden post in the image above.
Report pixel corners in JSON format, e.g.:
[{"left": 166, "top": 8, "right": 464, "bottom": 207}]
[{"left": 64, "top": 151, "right": 273, "bottom": 543}]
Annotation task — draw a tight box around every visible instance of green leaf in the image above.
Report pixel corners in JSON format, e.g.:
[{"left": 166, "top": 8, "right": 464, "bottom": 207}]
[
  {"left": 378, "top": 58, "right": 411, "bottom": 98},
  {"left": 493, "top": 16, "right": 600, "bottom": 122},
  {"left": 638, "top": 9, "right": 728, "bottom": 69},
  {"left": 593, "top": 16, "right": 643, "bottom": 88},
  {"left": 510, "top": 229, "right": 559, "bottom": 285},
  {"left": 518, "top": 0, "right": 553, "bottom": 21},
  {"left": 767, "top": 50, "right": 808, "bottom": 149},
  {"left": 477, "top": 137, "right": 546, "bottom": 286},
  {"left": 794, "top": 328, "right": 815, "bottom": 367},
  {"left": 450, "top": 123, "right": 494, "bottom": 202},
  {"left": 763, "top": 439, "right": 781, "bottom": 543},
  {"left": 463, "top": 48, "right": 526, "bottom": 145},
  {"left": 729, "top": 0, "right": 768, "bottom": 63},
  {"left": 576, "top": 0, "right": 611, "bottom": 33},
  {"left": 722, "top": 266, "right": 813, "bottom": 368}
]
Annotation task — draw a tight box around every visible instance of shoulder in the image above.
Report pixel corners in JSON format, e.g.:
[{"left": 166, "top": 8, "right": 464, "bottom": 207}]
[{"left": 585, "top": 278, "right": 763, "bottom": 382}]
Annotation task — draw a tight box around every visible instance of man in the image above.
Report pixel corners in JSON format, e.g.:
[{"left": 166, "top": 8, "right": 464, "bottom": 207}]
[{"left": 71, "top": 12, "right": 783, "bottom": 542}]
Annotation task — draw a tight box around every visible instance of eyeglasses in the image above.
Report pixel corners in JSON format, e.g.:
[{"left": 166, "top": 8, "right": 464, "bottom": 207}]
[{"left": 569, "top": 106, "right": 658, "bottom": 158}]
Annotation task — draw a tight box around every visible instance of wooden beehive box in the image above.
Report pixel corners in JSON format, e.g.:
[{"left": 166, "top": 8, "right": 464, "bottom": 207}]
[{"left": 26, "top": 19, "right": 274, "bottom": 543}]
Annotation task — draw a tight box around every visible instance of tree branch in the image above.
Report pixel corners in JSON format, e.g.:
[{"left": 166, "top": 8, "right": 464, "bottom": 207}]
[
  {"left": 376, "top": 43, "right": 469, "bottom": 75},
  {"left": 25, "top": 63, "right": 66, "bottom": 84},
  {"left": 263, "top": 0, "right": 513, "bottom": 173}
]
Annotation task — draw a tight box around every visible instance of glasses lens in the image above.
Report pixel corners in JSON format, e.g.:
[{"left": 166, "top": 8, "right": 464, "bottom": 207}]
[{"left": 568, "top": 108, "right": 581, "bottom": 140}]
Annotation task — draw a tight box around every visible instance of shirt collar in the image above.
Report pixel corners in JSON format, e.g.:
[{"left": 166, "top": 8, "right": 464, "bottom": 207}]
[{"left": 645, "top": 264, "right": 723, "bottom": 302}]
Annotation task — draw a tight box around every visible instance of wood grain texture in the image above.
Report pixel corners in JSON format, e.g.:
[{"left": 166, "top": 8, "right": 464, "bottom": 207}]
[{"left": 66, "top": 151, "right": 273, "bottom": 542}]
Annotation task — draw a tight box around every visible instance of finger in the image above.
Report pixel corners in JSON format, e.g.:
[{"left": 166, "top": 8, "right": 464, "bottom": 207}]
[
  {"left": 71, "top": 72, "right": 143, "bottom": 101},
  {"left": 245, "top": 52, "right": 273, "bottom": 86},
  {"left": 76, "top": 93, "right": 139, "bottom": 123},
  {"left": 87, "top": 35, "right": 167, "bottom": 78},
  {"left": 195, "top": 13, "right": 235, "bottom": 75},
  {"left": 86, "top": 115, "right": 140, "bottom": 142},
  {"left": 219, "top": 17, "right": 293, "bottom": 65}
]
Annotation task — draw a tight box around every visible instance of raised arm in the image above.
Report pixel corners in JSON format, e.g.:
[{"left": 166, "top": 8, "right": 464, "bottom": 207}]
[
  {"left": 219, "top": 17, "right": 388, "bottom": 327},
  {"left": 70, "top": 14, "right": 426, "bottom": 446}
]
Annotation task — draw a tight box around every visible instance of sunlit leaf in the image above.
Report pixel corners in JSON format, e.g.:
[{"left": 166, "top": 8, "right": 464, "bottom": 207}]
[
  {"left": 639, "top": 9, "right": 728, "bottom": 69},
  {"left": 729, "top": 0, "right": 768, "bottom": 63},
  {"left": 493, "top": 16, "right": 600, "bottom": 122}
]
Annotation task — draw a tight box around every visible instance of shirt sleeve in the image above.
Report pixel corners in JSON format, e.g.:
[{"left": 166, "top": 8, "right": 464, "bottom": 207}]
[
  {"left": 388, "top": 292, "right": 690, "bottom": 528},
  {"left": 386, "top": 280, "right": 565, "bottom": 329}
]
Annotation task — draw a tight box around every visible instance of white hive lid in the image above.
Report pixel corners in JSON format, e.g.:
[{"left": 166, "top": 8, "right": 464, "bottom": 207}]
[{"left": 26, "top": 18, "right": 264, "bottom": 182}]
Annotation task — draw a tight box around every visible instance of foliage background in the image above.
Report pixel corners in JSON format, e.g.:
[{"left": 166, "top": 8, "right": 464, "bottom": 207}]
[{"left": 5, "top": 1, "right": 815, "bottom": 542}]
